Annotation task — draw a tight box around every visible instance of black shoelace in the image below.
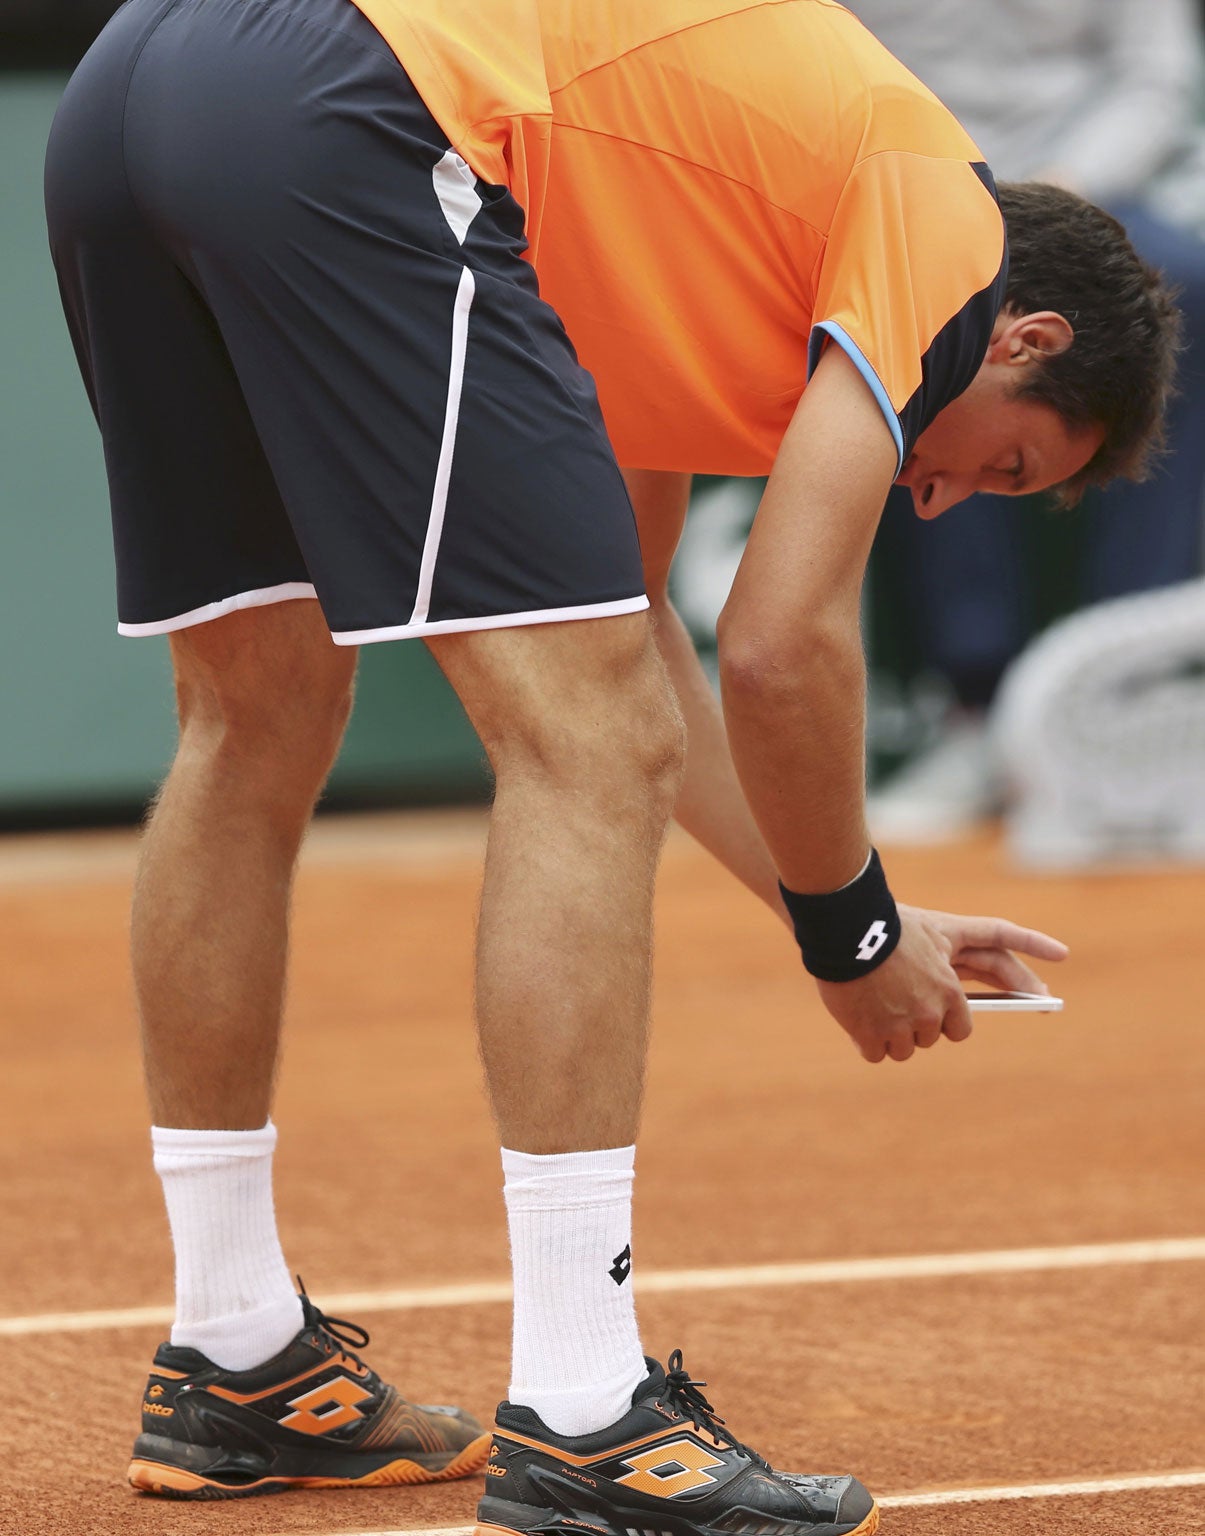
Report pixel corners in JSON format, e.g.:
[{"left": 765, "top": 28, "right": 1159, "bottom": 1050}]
[
  {"left": 663, "top": 1349, "right": 768, "bottom": 1468},
  {"left": 297, "top": 1277, "right": 373, "bottom": 1362}
]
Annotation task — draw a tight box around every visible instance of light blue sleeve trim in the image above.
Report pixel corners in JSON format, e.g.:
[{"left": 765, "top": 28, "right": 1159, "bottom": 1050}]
[{"left": 807, "top": 321, "right": 905, "bottom": 475}]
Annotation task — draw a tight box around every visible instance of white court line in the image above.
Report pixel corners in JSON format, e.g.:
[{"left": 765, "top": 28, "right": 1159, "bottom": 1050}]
[
  {"left": 3, "top": 1237, "right": 1204, "bottom": 1339},
  {"left": 879, "top": 1470, "right": 1205, "bottom": 1506},
  {"left": 292, "top": 1470, "right": 1205, "bottom": 1535}
]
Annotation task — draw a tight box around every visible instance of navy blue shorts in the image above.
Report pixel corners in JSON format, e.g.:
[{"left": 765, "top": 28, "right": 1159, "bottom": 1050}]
[{"left": 44, "top": 0, "right": 648, "bottom": 642}]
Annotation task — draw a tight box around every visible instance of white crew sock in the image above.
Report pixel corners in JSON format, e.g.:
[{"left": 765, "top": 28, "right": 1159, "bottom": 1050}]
[
  {"left": 502, "top": 1145, "right": 647, "bottom": 1437},
  {"left": 152, "top": 1121, "right": 304, "bottom": 1371}
]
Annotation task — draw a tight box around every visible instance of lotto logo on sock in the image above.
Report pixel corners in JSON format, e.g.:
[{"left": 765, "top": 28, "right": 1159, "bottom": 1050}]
[{"left": 609, "top": 1244, "right": 632, "bottom": 1285}]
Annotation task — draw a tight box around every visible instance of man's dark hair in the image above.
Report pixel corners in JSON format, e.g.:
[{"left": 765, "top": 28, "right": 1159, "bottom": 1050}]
[{"left": 997, "top": 181, "right": 1182, "bottom": 502}]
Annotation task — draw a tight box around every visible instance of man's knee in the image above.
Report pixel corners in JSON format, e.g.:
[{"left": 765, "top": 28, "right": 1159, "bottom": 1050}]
[
  {"left": 613, "top": 649, "right": 687, "bottom": 813},
  {"left": 170, "top": 602, "right": 356, "bottom": 782},
  {"left": 434, "top": 614, "right": 686, "bottom": 817},
  {"left": 518, "top": 661, "right": 685, "bottom": 826}
]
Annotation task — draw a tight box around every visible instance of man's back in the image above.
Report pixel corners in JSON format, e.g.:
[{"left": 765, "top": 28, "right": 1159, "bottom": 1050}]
[{"left": 354, "top": 0, "right": 1005, "bottom": 470}]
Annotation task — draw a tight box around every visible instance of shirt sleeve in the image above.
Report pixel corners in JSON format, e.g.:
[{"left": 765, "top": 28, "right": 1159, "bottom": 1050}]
[{"left": 808, "top": 152, "right": 1007, "bottom": 471}]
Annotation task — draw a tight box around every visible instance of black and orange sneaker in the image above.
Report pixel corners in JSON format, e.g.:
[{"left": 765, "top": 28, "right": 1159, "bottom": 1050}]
[
  {"left": 128, "top": 1292, "right": 489, "bottom": 1499},
  {"left": 477, "top": 1351, "right": 877, "bottom": 1536}
]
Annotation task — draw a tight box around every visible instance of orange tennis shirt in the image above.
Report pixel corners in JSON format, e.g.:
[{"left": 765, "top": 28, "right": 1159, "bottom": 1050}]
[{"left": 347, "top": 0, "right": 1008, "bottom": 475}]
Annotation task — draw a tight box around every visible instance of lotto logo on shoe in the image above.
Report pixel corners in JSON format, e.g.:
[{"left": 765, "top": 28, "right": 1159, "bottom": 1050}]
[
  {"left": 278, "top": 1375, "right": 374, "bottom": 1435},
  {"left": 614, "top": 1439, "right": 725, "bottom": 1497},
  {"left": 856, "top": 920, "right": 890, "bottom": 962}
]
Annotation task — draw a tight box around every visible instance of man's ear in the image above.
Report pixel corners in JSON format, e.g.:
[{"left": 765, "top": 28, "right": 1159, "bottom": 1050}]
[{"left": 988, "top": 309, "right": 1075, "bottom": 366}]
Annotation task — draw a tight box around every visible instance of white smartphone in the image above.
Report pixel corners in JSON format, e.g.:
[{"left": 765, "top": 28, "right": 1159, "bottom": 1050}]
[{"left": 965, "top": 991, "right": 1064, "bottom": 1012}]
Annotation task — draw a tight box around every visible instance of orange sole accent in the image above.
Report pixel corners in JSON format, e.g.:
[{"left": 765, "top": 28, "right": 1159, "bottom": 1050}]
[
  {"left": 850, "top": 1506, "right": 880, "bottom": 1536},
  {"left": 128, "top": 1431, "right": 491, "bottom": 1499}
]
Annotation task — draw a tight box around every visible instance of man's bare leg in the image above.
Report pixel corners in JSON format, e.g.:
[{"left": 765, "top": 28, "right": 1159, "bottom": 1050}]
[
  {"left": 133, "top": 601, "right": 355, "bottom": 1129},
  {"left": 133, "top": 600, "right": 356, "bottom": 1366},
  {"left": 428, "top": 612, "right": 685, "bottom": 1434},
  {"left": 134, "top": 598, "right": 683, "bottom": 1414},
  {"left": 428, "top": 612, "right": 684, "bottom": 1153}
]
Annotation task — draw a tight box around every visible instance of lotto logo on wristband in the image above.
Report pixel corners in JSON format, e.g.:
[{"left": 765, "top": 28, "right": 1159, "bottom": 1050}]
[
  {"left": 856, "top": 919, "right": 890, "bottom": 962},
  {"left": 779, "top": 848, "right": 902, "bottom": 983}
]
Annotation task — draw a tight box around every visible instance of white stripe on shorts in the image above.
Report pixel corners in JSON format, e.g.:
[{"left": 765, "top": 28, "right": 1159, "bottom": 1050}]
[
  {"left": 408, "top": 152, "right": 486, "bottom": 627},
  {"left": 408, "top": 263, "right": 475, "bottom": 627},
  {"left": 431, "top": 150, "right": 483, "bottom": 244}
]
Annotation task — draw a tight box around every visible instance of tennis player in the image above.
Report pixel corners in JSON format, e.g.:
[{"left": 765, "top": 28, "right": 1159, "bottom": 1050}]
[{"left": 45, "top": 0, "right": 1178, "bottom": 1528}]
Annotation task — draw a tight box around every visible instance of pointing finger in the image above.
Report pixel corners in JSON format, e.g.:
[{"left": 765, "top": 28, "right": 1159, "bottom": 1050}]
[{"left": 952, "top": 917, "right": 1069, "bottom": 961}]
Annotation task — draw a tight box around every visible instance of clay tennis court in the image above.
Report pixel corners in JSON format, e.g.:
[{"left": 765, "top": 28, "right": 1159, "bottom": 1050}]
[{"left": 3, "top": 812, "right": 1203, "bottom": 1534}]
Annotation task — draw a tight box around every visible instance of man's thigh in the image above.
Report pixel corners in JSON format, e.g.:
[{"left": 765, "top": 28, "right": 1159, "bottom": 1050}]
[{"left": 426, "top": 611, "right": 675, "bottom": 760}]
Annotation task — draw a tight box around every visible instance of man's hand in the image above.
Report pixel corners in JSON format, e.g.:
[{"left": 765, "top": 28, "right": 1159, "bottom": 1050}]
[{"left": 816, "top": 905, "right": 1068, "bottom": 1063}]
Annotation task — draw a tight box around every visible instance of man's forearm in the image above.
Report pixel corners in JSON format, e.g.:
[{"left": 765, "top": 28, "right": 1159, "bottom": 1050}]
[
  {"left": 713, "top": 344, "right": 893, "bottom": 896},
  {"left": 718, "top": 609, "right": 871, "bottom": 896},
  {"left": 651, "top": 596, "right": 787, "bottom": 918}
]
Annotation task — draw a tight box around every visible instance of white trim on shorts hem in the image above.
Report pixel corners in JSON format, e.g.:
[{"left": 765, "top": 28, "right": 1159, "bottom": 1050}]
[
  {"left": 116, "top": 583, "right": 318, "bottom": 636},
  {"left": 331, "top": 594, "right": 651, "bottom": 646}
]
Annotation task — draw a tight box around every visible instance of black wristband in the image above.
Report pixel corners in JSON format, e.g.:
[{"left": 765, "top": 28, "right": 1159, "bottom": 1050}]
[{"left": 779, "top": 848, "right": 901, "bottom": 982}]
